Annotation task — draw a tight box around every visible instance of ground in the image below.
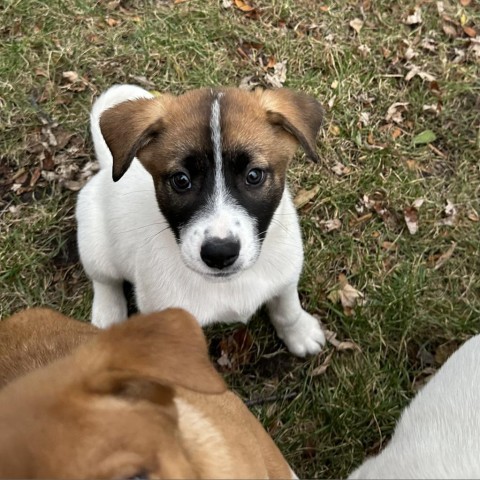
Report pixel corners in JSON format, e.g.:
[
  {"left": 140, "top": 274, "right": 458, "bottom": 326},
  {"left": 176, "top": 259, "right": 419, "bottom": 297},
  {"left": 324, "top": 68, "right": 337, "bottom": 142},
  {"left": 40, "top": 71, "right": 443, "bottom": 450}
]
[{"left": 0, "top": 0, "right": 479, "bottom": 478}]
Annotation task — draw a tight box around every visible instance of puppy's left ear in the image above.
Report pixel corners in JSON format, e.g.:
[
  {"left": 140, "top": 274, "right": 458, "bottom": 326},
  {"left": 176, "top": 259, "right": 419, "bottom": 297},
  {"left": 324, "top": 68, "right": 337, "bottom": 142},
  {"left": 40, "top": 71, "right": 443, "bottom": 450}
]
[{"left": 258, "top": 88, "right": 324, "bottom": 162}]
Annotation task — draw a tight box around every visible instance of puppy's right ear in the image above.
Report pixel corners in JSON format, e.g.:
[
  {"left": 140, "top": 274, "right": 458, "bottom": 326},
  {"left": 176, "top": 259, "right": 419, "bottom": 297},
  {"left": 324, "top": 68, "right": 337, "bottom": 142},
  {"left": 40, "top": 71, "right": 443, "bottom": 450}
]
[{"left": 99, "top": 97, "right": 170, "bottom": 182}]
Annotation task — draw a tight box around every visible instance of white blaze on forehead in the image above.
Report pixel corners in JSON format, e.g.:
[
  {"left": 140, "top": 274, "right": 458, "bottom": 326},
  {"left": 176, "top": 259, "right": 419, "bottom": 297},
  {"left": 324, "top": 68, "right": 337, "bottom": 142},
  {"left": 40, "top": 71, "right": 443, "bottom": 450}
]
[{"left": 209, "top": 92, "right": 227, "bottom": 208}]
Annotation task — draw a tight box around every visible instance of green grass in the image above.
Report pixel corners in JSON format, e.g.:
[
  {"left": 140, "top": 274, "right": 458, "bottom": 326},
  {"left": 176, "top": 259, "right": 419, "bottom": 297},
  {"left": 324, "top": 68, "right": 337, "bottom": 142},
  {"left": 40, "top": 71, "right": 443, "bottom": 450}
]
[{"left": 1, "top": 0, "right": 479, "bottom": 477}]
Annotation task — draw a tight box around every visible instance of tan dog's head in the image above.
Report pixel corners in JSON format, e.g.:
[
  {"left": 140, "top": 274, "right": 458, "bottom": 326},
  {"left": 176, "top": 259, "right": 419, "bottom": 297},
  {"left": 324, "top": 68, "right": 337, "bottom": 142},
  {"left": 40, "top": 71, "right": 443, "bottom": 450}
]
[
  {"left": 0, "top": 309, "right": 226, "bottom": 479},
  {"left": 100, "top": 87, "right": 323, "bottom": 279}
]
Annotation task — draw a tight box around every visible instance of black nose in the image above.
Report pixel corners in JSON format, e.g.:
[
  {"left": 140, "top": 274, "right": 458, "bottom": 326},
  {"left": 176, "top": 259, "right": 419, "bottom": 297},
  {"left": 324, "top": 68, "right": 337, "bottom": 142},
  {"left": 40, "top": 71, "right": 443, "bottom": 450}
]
[{"left": 200, "top": 237, "right": 240, "bottom": 270}]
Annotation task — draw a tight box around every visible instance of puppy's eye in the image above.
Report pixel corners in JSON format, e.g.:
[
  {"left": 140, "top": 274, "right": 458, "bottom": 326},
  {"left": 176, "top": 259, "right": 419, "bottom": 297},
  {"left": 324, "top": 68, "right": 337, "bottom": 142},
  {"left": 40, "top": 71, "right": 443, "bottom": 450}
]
[
  {"left": 170, "top": 172, "right": 192, "bottom": 192},
  {"left": 245, "top": 168, "right": 265, "bottom": 186}
]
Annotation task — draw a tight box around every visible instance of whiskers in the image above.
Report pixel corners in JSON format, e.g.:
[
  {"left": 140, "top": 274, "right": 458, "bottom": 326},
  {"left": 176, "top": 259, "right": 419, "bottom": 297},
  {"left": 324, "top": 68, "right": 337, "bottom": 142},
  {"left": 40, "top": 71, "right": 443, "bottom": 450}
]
[{"left": 142, "top": 225, "right": 172, "bottom": 248}]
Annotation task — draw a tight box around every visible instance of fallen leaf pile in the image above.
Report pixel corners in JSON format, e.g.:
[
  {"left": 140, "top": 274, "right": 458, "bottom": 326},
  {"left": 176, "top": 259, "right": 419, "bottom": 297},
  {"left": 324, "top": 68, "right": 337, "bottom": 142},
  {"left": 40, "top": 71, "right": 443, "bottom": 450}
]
[{"left": 5, "top": 119, "right": 97, "bottom": 201}]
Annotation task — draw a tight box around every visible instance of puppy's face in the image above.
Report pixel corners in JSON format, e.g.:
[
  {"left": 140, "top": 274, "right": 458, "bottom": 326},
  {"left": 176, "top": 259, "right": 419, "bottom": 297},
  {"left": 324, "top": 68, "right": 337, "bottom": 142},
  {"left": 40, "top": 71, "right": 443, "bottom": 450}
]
[
  {"left": 101, "top": 88, "right": 323, "bottom": 279},
  {"left": 0, "top": 310, "right": 227, "bottom": 480}
]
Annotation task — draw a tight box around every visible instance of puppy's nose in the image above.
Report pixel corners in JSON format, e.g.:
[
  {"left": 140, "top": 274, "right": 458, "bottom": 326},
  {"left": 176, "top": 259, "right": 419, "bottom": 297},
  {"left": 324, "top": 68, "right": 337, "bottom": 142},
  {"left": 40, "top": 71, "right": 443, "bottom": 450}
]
[{"left": 200, "top": 237, "right": 240, "bottom": 270}]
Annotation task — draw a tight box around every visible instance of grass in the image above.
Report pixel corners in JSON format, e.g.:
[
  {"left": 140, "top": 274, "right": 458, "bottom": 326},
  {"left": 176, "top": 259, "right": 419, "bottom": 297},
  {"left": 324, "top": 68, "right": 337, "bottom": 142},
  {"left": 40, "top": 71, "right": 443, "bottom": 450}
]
[{"left": 1, "top": 0, "right": 479, "bottom": 477}]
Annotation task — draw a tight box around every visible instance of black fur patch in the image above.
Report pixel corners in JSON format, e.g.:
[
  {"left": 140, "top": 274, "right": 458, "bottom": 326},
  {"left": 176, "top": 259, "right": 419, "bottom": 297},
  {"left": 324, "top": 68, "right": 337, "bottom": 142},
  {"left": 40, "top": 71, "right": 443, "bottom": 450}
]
[{"left": 154, "top": 149, "right": 283, "bottom": 242}]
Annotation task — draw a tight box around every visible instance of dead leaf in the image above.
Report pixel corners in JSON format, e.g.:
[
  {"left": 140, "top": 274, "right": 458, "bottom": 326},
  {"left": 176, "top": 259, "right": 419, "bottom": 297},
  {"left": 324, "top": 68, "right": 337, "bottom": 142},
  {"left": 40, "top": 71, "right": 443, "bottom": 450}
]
[
  {"left": 35, "top": 68, "right": 49, "bottom": 78},
  {"left": 350, "top": 213, "right": 373, "bottom": 227},
  {"left": 324, "top": 329, "right": 361, "bottom": 352},
  {"left": 452, "top": 48, "right": 466, "bottom": 63},
  {"left": 404, "top": 46, "right": 417, "bottom": 60},
  {"left": 460, "top": 0, "right": 471, "bottom": 6},
  {"left": 264, "top": 60, "right": 287, "bottom": 88},
  {"left": 349, "top": 18, "right": 364, "bottom": 34},
  {"left": 328, "top": 126, "right": 340, "bottom": 138},
  {"left": 216, "top": 327, "right": 254, "bottom": 371},
  {"left": 29, "top": 167, "right": 42, "bottom": 187},
  {"left": 436, "top": 199, "right": 458, "bottom": 226},
  {"left": 294, "top": 185, "right": 320, "bottom": 209},
  {"left": 359, "top": 112, "right": 370, "bottom": 126},
  {"left": 381, "top": 241, "right": 398, "bottom": 251},
  {"left": 105, "top": 17, "right": 120, "bottom": 27},
  {"left": 433, "top": 242, "right": 456, "bottom": 270},
  {"left": 222, "top": 0, "right": 232, "bottom": 7},
  {"left": 404, "top": 205, "right": 420, "bottom": 235},
  {"left": 234, "top": 0, "right": 255, "bottom": 12},
  {"left": 391, "top": 127, "right": 402, "bottom": 139},
  {"left": 331, "top": 162, "right": 351, "bottom": 176},
  {"left": 62, "top": 180, "right": 84, "bottom": 191},
  {"left": 422, "top": 104, "right": 441, "bottom": 115},
  {"left": 311, "top": 350, "right": 334, "bottom": 376},
  {"left": 470, "top": 37, "right": 480, "bottom": 59},
  {"left": 406, "top": 159, "right": 418, "bottom": 171},
  {"left": 319, "top": 218, "right": 341, "bottom": 232},
  {"left": 405, "top": 6, "right": 422, "bottom": 25},
  {"left": 463, "top": 25, "right": 477, "bottom": 37},
  {"left": 442, "top": 21, "right": 458, "bottom": 37},
  {"left": 238, "top": 75, "right": 261, "bottom": 90},
  {"left": 467, "top": 209, "right": 479, "bottom": 222},
  {"left": 405, "top": 65, "right": 436, "bottom": 82},
  {"left": 62, "top": 71, "right": 79, "bottom": 83},
  {"left": 328, "top": 274, "right": 364, "bottom": 316},
  {"left": 436, "top": 1, "right": 444, "bottom": 14},
  {"left": 421, "top": 37, "right": 437, "bottom": 52},
  {"left": 128, "top": 75, "right": 155, "bottom": 88},
  {"left": 386, "top": 102, "right": 409, "bottom": 124}
]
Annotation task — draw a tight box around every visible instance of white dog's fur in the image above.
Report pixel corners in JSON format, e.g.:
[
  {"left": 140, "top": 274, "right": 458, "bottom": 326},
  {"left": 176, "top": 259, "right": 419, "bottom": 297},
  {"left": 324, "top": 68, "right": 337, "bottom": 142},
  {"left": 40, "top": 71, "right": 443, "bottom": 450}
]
[
  {"left": 349, "top": 334, "right": 480, "bottom": 479},
  {"left": 76, "top": 85, "right": 325, "bottom": 356}
]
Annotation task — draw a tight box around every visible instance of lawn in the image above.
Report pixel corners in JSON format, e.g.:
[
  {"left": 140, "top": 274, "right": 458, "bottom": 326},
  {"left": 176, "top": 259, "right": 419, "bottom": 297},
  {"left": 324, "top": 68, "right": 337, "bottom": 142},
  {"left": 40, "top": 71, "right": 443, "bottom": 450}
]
[{"left": 1, "top": 0, "right": 479, "bottom": 477}]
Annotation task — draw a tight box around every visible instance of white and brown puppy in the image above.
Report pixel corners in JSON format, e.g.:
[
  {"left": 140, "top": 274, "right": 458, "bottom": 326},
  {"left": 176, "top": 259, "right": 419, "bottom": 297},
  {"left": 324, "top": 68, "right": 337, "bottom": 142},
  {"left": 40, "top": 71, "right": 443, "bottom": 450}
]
[
  {"left": 76, "top": 85, "right": 325, "bottom": 356},
  {"left": 349, "top": 335, "right": 480, "bottom": 479},
  {"left": 0, "top": 308, "right": 294, "bottom": 479}
]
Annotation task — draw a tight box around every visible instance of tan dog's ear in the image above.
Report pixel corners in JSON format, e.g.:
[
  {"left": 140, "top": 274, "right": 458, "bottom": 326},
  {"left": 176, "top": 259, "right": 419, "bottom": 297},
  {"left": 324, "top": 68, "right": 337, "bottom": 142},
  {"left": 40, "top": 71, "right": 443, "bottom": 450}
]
[
  {"left": 87, "top": 308, "right": 226, "bottom": 397},
  {"left": 257, "top": 88, "right": 324, "bottom": 162},
  {"left": 99, "top": 96, "right": 171, "bottom": 182}
]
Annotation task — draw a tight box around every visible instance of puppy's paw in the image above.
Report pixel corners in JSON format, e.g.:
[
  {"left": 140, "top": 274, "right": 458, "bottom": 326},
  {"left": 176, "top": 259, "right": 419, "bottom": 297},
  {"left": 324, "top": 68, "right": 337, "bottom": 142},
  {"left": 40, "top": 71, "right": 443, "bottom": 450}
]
[{"left": 276, "top": 311, "right": 325, "bottom": 357}]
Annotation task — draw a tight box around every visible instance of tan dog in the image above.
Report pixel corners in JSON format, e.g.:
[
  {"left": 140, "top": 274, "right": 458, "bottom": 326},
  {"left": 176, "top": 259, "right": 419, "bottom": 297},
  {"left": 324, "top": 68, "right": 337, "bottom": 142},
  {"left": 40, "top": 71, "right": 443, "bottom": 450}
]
[{"left": 0, "top": 308, "right": 293, "bottom": 479}]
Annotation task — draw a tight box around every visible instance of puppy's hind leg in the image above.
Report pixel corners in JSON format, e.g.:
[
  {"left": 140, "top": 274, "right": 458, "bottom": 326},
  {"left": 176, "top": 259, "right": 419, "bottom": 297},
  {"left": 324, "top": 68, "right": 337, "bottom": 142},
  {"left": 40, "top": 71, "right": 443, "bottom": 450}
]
[
  {"left": 268, "top": 283, "right": 325, "bottom": 357},
  {"left": 91, "top": 281, "right": 127, "bottom": 328}
]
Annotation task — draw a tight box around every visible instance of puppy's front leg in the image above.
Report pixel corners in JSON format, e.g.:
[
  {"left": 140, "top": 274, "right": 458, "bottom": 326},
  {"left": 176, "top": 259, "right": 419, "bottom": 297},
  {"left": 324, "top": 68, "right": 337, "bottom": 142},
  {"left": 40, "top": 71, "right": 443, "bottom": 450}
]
[
  {"left": 268, "top": 284, "right": 325, "bottom": 357},
  {"left": 91, "top": 281, "right": 127, "bottom": 328}
]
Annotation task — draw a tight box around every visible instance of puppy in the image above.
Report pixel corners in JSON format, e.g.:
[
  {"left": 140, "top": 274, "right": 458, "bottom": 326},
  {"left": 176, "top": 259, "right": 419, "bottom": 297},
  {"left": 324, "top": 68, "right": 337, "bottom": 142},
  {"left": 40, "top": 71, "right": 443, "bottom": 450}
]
[
  {"left": 76, "top": 85, "right": 325, "bottom": 356},
  {"left": 349, "top": 335, "right": 480, "bottom": 479},
  {"left": 0, "top": 308, "right": 294, "bottom": 479}
]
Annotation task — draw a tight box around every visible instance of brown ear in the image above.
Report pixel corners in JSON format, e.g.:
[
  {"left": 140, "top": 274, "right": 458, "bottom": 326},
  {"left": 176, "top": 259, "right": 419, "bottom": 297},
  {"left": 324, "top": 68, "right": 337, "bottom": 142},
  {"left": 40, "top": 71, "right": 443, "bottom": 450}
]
[
  {"left": 88, "top": 308, "right": 226, "bottom": 396},
  {"left": 99, "top": 97, "right": 170, "bottom": 182},
  {"left": 257, "top": 88, "right": 324, "bottom": 162}
]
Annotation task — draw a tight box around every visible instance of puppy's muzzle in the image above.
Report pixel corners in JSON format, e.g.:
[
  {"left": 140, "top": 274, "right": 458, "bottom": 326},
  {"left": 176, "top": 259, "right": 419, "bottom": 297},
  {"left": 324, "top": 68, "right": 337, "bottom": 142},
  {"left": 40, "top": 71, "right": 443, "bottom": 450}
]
[{"left": 200, "top": 237, "right": 240, "bottom": 270}]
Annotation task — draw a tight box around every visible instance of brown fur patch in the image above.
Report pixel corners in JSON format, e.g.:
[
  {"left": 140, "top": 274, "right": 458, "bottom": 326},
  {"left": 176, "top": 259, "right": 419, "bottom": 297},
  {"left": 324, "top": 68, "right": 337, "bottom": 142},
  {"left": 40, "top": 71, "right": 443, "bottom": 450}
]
[{"left": 99, "top": 87, "right": 323, "bottom": 186}]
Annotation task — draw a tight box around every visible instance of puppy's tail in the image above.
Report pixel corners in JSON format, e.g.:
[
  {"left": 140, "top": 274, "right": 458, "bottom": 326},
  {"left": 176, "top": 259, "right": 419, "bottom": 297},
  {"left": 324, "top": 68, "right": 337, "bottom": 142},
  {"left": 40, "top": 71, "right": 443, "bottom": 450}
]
[{"left": 91, "top": 84, "right": 154, "bottom": 170}]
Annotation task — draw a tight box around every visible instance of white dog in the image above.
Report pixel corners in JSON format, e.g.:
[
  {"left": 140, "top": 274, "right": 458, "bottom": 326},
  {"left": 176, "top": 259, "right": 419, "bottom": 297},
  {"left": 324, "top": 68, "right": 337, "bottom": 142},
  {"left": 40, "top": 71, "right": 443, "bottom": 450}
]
[
  {"left": 76, "top": 84, "right": 325, "bottom": 356},
  {"left": 349, "top": 334, "right": 480, "bottom": 478}
]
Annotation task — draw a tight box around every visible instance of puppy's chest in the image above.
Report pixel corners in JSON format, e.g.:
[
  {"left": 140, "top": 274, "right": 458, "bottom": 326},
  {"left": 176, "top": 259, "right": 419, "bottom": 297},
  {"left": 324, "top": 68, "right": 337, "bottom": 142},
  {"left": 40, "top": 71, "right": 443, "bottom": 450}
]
[{"left": 136, "top": 270, "right": 276, "bottom": 325}]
